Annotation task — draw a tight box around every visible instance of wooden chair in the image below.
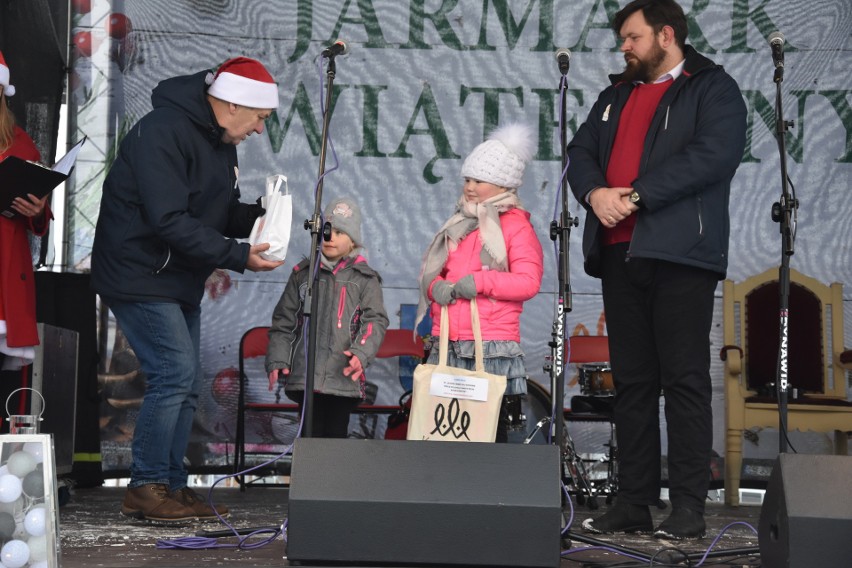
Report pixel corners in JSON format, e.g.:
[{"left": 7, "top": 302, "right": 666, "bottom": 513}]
[{"left": 720, "top": 267, "right": 852, "bottom": 505}]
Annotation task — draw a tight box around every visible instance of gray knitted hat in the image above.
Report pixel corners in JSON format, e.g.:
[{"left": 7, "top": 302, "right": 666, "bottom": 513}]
[
  {"left": 324, "top": 197, "right": 362, "bottom": 247},
  {"left": 460, "top": 123, "right": 536, "bottom": 189}
]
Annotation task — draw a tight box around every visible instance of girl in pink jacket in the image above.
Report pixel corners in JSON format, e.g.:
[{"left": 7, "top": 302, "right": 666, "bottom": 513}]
[{"left": 415, "top": 123, "right": 544, "bottom": 442}]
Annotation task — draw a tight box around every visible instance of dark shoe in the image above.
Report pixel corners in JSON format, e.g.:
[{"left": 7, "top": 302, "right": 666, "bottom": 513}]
[
  {"left": 121, "top": 483, "right": 197, "bottom": 523},
  {"left": 654, "top": 507, "right": 706, "bottom": 539},
  {"left": 582, "top": 502, "right": 653, "bottom": 534},
  {"left": 170, "top": 486, "right": 230, "bottom": 520}
]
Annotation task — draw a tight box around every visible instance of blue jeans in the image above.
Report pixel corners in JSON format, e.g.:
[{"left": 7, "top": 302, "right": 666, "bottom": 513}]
[{"left": 108, "top": 300, "right": 201, "bottom": 491}]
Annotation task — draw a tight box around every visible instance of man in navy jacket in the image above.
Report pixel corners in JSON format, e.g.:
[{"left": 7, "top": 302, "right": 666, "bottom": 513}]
[
  {"left": 92, "top": 57, "right": 284, "bottom": 522},
  {"left": 567, "top": 0, "right": 746, "bottom": 539}
]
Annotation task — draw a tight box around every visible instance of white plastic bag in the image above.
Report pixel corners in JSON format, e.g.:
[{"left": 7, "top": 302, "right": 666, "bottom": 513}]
[{"left": 248, "top": 174, "right": 293, "bottom": 262}]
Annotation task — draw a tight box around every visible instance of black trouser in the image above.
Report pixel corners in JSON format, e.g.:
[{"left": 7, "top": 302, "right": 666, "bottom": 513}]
[
  {"left": 290, "top": 392, "right": 361, "bottom": 438},
  {"left": 495, "top": 395, "right": 519, "bottom": 444},
  {"left": 600, "top": 244, "right": 716, "bottom": 513}
]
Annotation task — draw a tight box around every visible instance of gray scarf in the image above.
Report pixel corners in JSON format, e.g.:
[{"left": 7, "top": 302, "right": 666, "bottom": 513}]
[{"left": 415, "top": 190, "right": 523, "bottom": 329}]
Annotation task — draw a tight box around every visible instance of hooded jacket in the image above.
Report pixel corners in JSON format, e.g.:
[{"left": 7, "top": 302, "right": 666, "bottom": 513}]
[
  {"left": 91, "top": 70, "right": 261, "bottom": 307},
  {"left": 266, "top": 255, "right": 389, "bottom": 399},
  {"left": 567, "top": 46, "right": 747, "bottom": 278},
  {"left": 428, "top": 208, "right": 543, "bottom": 342}
]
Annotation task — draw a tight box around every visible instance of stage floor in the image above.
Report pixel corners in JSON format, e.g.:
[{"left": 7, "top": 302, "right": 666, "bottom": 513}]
[{"left": 57, "top": 485, "right": 763, "bottom": 567}]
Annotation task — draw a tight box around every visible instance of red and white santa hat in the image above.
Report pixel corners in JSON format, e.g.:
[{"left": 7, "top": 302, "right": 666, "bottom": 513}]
[
  {"left": 206, "top": 57, "right": 278, "bottom": 109},
  {"left": 0, "top": 50, "right": 15, "bottom": 97}
]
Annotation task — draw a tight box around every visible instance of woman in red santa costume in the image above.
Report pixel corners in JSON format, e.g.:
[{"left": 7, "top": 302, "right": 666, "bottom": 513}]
[{"left": 0, "top": 50, "right": 52, "bottom": 371}]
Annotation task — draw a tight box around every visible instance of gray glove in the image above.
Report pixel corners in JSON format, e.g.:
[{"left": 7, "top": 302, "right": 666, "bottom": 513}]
[
  {"left": 431, "top": 280, "right": 456, "bottom": 305},
  {"left": 454, "top": 275, "right": 477, "bottom": 299}
]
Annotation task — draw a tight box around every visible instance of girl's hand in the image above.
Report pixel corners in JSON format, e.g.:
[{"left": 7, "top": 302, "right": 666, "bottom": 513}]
[
  {"left": 431, "top": 280, "right": 455, "bottom": 305},
  {"left": 268, "top": 368, "right": 289, "bottom": 391},
  {"left": 342, "top": 351, "right": 363, "bottom": 381},
  {"left": 453, "top": 275, "right": 477, "bottom": 299}
]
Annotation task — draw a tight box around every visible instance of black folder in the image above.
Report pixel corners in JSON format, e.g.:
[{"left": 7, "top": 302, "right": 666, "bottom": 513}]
[{"left": 0, "top": 137, "right": 85, "bottom": 218}]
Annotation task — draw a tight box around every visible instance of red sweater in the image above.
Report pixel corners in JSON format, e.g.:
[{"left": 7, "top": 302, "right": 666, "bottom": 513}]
[{"left": 603, "top": 79, "right": 672, "bottom": 245}]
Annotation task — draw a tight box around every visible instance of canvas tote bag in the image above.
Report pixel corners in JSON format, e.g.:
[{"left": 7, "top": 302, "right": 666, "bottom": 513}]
[{"left": 406, "top": 298, "right": 507, "bottom": 442}]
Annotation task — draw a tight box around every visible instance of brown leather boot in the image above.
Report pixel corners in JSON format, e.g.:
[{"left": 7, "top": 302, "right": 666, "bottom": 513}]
[
  {"left": 121, "top": 483, "right": 197, "bottom": 522},
  {"left": 170, "top": 486, "right": 230, "bottom": 520}
]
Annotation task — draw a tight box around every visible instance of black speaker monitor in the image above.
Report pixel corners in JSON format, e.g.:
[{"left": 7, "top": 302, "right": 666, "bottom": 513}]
[
  {"left": 287, "top": 438, "right": 561, "bottom": 567},
  {"left": 759, "top": 453, "right": 852, "bottom": 567}
]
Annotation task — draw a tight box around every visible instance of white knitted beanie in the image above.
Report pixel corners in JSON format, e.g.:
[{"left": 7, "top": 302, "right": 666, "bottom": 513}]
[{"left": 460, "top": 123, "right": 536, "bottom": 189}]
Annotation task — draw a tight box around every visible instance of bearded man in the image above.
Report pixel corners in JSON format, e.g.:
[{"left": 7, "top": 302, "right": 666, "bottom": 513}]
[{"left": 566, "top": 0, "right": 747, "bottom": 539}]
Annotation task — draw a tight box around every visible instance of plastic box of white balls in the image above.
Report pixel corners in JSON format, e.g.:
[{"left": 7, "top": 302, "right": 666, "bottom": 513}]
[{"left": 0, "top": 435, "right": 59, "bottom": 568}]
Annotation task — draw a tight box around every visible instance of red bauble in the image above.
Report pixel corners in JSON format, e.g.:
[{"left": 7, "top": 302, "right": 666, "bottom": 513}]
[
  {"left": 73, "top": 31, "right": 92, "bottom": 57},
  {"left": 71, "top": 0, "right": 91, "bottom": 15},
  {"left": 106, "top": 13, "right": 132, "bottom": 40},
  {"left": 211, "top": 368, "right": 240, "bottom": 405}
]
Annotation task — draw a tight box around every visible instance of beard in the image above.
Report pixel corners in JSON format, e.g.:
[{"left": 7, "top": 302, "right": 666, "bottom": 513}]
[{"left": 622, "top": 41, "right": 667, "bottom": 83}]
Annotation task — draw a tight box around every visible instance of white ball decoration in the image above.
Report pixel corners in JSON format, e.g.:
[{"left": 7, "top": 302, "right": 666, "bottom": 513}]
[
  {"left": 0, "top": 538, "right": 30, "bottom": 568},
  {"left": 0, "top": 495, "right": 22, "bottom": 515},
  {"left": 0, "top": 475, "right": 23, "bottom": 504},
  {"left": 24, "top": 505, "right": 47, "bottom": 537},
  {"left": 22, "top": 442, "right": 45, "bottom": 464},
  {"left": 26, "top": 534, "right": 48, "bottom": 563},
  {"left": 6, "top": 452, "right": 37, "bottom": 478}
]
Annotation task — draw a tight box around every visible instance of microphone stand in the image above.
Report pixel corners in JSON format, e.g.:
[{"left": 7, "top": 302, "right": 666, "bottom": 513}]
[
  {"left": 301, "top": 54, "right": 339, "bottom": 437},
  {"left": 770, "top": 62, "right": 797, "bottom": 453},
  {"left": 548, "top": 72, "right": 578, "bottom": 452}
]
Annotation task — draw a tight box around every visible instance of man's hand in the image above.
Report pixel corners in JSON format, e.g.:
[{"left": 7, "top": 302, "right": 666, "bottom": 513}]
[
  {"left": 342, "top": 351, "right": 363, "bottom": 381},
  {"left": 246, "top": 243, "right": 284, "bottom": 272},
  {"left": 588, "top": 186, "right": 638, "bottom": 228},
  {"left": 268, "top": 368, "right": 289, "bottom": 391}
]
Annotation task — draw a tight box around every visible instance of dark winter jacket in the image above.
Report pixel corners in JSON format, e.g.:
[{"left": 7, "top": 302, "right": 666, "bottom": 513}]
[
  {"left": 266, "top": 255, "right": 389, "bottom": 399},
  {"left": 91, "top": 70, "right": 262, "bottom": 307},
  {"left": 567, "top": 46, "right": 747, "bottom": 278}
]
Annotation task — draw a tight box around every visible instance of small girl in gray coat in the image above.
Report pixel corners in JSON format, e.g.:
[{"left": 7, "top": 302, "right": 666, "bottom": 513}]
[{"left": 266, "top": 197, "right": 389, "bottom": 438}]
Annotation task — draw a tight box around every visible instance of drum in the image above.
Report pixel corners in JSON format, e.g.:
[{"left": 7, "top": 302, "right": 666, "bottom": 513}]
[
  {"left": 579, "top": 363, "right": 615, "bottom": 396},
  {"left": 506, "top": 379, "right": 551, "bottom": 444}
]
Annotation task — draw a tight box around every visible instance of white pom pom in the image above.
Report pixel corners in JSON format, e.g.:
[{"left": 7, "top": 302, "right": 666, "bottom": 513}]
[
  {"left": 487, "top": 123, "right": 535, "bottom": 164},
  {"left": 204, "top": 72, "right": 215, "bottom": 86}
]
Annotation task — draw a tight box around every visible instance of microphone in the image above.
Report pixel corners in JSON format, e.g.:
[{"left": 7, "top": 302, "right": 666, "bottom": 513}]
[
  {"left": 768, "top": 31, "right": 784, "bottom": 69},
  {"left": 555, "top": 48, "right": 571, "bottom": 75},
  {"left": 322, "top": 39, "right": 350, "bottom": 58}
]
